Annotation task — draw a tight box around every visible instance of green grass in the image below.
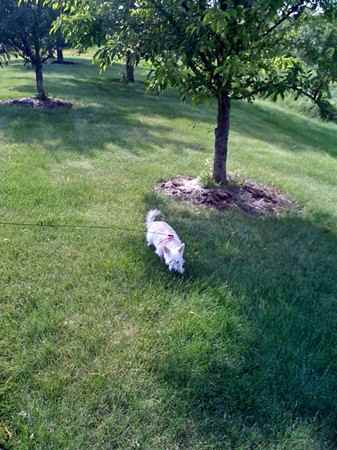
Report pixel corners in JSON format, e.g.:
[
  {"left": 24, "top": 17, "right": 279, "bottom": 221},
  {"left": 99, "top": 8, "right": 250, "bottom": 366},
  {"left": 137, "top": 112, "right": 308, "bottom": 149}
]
[{"left": 0, "top": 52, "right": 337, "bottom": 450}]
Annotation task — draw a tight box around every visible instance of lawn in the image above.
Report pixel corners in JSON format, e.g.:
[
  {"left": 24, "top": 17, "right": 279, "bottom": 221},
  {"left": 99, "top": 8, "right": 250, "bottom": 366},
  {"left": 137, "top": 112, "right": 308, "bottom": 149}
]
[{"left": 0, "top": 53, "right": 337, "bottom": 450}]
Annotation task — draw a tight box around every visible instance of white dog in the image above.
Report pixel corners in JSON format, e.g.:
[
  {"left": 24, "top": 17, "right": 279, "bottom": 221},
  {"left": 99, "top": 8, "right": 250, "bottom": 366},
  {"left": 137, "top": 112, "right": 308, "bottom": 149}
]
[{"left": 146, "top": 209, "right": 185, "bottom": 274}]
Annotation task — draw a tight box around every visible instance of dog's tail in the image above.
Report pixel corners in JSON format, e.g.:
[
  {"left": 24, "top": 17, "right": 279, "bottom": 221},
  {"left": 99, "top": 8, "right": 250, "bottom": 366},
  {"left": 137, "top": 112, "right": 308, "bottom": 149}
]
[{"left": 146, "top": 209, "right": 161, "bottom": 228}]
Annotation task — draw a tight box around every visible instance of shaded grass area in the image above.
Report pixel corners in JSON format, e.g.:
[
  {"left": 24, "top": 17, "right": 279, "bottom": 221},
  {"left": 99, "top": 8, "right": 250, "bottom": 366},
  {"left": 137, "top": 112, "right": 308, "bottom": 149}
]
[{"left": 0, "top": 53, "right": 337, "bottom": 449}]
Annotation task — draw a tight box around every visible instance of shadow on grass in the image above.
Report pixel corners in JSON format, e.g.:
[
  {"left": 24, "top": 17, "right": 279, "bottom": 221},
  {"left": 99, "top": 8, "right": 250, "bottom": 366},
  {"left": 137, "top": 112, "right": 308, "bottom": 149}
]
[
  {"left": 1, "top": 59, "right": 337, "bottom": 449},
  {"left": 2, "top": 68, "right": 337, "bottom": 162},
  {"left": 0, "top": 63, "right": 211, "bottom": 157},
  {"left": 0, "top": 102, "right": 202, "bottom": 157},
  {"left": 3, "top": 59, "right": 337, "bottom": 162},
  {"left": 136, "top": 193, "right": 337, "bottom": 448}
]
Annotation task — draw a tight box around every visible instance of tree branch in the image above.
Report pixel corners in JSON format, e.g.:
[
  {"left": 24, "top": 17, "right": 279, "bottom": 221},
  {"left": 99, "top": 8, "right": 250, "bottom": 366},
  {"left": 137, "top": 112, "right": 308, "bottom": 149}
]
[{"left": 263, "top": 1, "right": 306, "bottom": 38}]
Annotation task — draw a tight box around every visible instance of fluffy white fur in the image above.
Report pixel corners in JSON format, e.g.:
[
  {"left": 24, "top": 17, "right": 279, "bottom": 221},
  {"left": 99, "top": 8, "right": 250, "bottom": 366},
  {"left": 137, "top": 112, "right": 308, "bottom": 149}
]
[{"left": 146, "top": 209, "right": 185, "bottom": 274}]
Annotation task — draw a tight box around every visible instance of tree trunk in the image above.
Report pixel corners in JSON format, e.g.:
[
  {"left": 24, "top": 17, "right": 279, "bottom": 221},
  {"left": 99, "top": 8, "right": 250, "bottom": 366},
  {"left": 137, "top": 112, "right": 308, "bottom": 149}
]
[
  {"left": 34, "top": 61, "right": 47, "bottom": 100},
  {"left": 213, "top": 92, "right": 231, "bottom": 184},
  {"left": 125, "top": 51, "right": 135, "bottom": 83},
  {"left": 56, "top": 47, "right": 64, "bottom": 63}
]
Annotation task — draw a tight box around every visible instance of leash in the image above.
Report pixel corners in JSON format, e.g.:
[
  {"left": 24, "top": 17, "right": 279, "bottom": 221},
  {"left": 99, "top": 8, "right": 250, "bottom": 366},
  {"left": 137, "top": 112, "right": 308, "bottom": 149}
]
[{"left": 0, "top": 220, "right": 172, "bottom": 236}]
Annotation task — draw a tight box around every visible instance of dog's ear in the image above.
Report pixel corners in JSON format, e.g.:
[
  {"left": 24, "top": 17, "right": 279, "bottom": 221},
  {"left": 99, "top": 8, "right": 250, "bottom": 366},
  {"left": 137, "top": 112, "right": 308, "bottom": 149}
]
[{"left": 178, "top": 244, "right": 185, "bottom": 254}]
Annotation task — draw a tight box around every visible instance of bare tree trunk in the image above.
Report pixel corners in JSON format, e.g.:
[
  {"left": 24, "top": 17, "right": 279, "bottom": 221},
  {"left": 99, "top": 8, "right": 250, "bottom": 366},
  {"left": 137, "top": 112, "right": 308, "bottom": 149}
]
[
  {"left": 56, "top": 47, "right": 64, "bottom": 63},
  {"left": 125, "top": 51, "right": 135, "bottom": 83},
  {"left": 34, "top": 60, "right": 47, "bottom": 100},
  {"left": 213, "top": 92, "right": 230, "bottom": 184}
]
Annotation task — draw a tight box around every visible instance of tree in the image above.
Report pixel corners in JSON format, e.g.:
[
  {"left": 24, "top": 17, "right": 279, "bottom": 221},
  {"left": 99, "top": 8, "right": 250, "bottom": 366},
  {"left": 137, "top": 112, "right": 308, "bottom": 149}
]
[
  {"left": 54, "top": 31, "right": 66, "bottom": 63},
  {"left": 288, "top": 14, "right": 337, "bottom": 120},
  {"left": 131, "top": 0, "right": 335, "bottom": 183},
  {"left": 0, "top": 0, "right": 57, "bottom": 100},
  {"left": 51, "top": 0, "right": 140, "bottom": 82},
  {"left": 92, "top": 0, "right": 139, "bottom": 83}
]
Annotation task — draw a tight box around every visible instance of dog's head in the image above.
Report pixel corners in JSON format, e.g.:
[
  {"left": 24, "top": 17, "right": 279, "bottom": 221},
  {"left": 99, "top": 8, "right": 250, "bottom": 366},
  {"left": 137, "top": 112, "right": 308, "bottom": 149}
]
[{"left": 164, "top": 244, "right": 185, "bottom": 274}]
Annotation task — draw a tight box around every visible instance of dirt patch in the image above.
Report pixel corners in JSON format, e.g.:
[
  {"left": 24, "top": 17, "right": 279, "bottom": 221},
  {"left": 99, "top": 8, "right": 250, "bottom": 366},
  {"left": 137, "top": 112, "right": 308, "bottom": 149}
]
[
  {"left": 0, "top": 97, "right": 72, "bottom": 109},
  {"left": 156, "top": 176, "right": 296, "bottom": 216}
]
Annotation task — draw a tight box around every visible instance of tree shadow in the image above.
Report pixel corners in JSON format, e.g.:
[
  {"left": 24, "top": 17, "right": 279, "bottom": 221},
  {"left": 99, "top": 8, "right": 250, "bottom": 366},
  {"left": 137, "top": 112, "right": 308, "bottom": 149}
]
[
  {"left": 132, "top": 193, "right": 337, "bottom": 448},
  {"left": 0, "top": 102, "right": 205, "bottom": 157},
  {"left": 0, "top": 61, "right": 213, "bottom": 157},
  {"left": 2, "top": 60, "right": 337, "bottom": 163}
]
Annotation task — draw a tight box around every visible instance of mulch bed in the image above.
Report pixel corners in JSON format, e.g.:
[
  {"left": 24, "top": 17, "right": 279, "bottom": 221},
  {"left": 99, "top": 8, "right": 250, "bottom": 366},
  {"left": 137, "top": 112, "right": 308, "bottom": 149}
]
[
  {"left": 0, "top": 97, "right": 73, "bottom": 109},
  {"left": 156, "top": 176, "right": 296, "bottom": 216}
]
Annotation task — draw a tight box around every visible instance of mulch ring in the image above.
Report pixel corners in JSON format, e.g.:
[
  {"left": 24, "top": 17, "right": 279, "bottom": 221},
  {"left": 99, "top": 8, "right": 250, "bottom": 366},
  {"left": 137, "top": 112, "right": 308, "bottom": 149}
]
[
  {"left": 0, "top": 97, "right": 72, "bottom": 109},
  {"left": 155, "top": 176, "right": 296, "bottom": 217}
]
